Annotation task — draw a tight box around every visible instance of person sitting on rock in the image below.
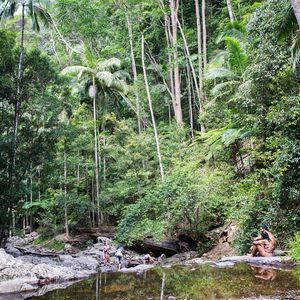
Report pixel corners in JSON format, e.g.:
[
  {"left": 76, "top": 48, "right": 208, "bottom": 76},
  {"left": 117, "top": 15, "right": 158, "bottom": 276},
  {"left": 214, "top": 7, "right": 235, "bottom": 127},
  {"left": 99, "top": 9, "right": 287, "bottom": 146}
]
[
  {"left": 144, "top": 253, "right": 154, "bottom": 264},
  {"left": 248, "top": 225, "right": 276, "bottom": 257}
]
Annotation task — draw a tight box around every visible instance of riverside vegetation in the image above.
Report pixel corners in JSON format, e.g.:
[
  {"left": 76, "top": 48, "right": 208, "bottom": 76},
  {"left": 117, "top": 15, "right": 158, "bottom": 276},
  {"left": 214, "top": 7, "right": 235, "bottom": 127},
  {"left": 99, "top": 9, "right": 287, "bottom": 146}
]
[{"left": 0, "top": 0, "right": 300, "bottom": 259}]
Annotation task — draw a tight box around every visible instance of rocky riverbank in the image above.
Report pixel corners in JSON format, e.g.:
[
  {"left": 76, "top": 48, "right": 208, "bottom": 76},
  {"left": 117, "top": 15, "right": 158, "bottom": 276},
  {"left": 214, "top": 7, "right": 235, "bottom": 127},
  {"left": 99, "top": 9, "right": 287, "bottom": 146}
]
[{"left": 0, "top": 233, "right": 297, "bottom": 297}]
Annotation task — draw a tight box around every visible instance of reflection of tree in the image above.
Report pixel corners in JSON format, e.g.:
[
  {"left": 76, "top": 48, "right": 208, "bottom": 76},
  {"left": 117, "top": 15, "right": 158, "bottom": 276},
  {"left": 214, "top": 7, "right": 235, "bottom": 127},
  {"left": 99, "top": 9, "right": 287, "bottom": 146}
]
[{"left": 250, "top": 265, "right": 277, "bottom": 281}]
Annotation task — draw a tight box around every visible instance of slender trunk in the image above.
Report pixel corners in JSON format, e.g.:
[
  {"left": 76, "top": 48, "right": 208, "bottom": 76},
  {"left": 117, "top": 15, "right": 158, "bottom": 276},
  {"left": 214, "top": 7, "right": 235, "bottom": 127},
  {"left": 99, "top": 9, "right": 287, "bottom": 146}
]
[
  {"left": 169, "top": 0, "right": 183, "bottom": 125},
  {"left": 126, "top": 14, "right": 142, "bottom": 134},
  {"left": 141, "top": 35, "right": 164, "bottom": 180},
  {"left": 38, "top": 166, "right": 41, "bottom": 201},
  {"left": 30, "top": 161, "right": 33, "bottom": 231},
  {"left": 92, "top": 77, "right": 101, "bottom": 226},
  {"left": 292, "top": 0, "right": 300, "bottom": 28},
  {"left": 164, "top": 15, "right": 175, "bottom": 119},
  {"left": 202, "top": 0, "right": 207, "bottom": 68},
  {"left": 64, "top": 150, "right": 69, "bottom": 237},
  {"left": 160, "top": 273, "right": 166, "bottom": 300},
  {"left": 226, "top": 0, "right": 235, "bottom": 23},
  {"left": 176, "top": 16, "right": 205, "bottom": 132},
  {"left": 159, "top": 0, "right": 176, "bottom": 121},
  {"left": 77, "top": 150, "right": 80, "bottom": 185},
  {"left": 195, "top": 0, "right": 203, "bottom": 94},
  {"left": 187, "top": 64, "right": 194, "bottom": 137}
]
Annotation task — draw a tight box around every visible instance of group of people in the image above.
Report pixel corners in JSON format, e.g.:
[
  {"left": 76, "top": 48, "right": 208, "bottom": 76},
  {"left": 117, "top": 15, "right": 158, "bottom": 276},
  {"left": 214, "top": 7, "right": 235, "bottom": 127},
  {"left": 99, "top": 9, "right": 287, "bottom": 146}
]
[
  {"left": 99, "top": 224, "right": 275, "bottom": 271},
  {"left": 248, "top": 225, "right": 276, "bottom": 257},
  {"left": 100, "top": 240, "right": 156, "bottom": 269},
  {"left": 101, "top": 241, "right": 124, "bottom": 270}
]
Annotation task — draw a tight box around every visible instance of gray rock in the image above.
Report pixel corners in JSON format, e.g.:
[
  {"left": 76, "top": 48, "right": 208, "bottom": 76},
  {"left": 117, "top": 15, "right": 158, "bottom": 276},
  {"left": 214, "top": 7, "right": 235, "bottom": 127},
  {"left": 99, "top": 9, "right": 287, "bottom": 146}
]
[
  {"left": 0, "top": 279, "right": 36, "bottom": 294},
  {"left": 0, "top": 248, "right": 96, "bottom": 295},
  {"left": 214, "top": 261, "right": 235, "bottom": 268},
  {"left": 219, "top": 255, "right": 294, "bottom": 267},
  {"left": 4, "top": 245, "right": 22, "bottom": 257},
  {"left": 120, "top": 264, "right": 154, "bottom": 273}
]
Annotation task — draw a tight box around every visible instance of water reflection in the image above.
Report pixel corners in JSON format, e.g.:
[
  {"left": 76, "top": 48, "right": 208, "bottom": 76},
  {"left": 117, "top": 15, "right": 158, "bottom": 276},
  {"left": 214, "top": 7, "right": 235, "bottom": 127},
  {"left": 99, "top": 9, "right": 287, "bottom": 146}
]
[
  {"left": 250, "top": 265, "right": 277, "bottom": 281},
  {"left": 28, "top": 264, "right": 300, "bottom": 300}
]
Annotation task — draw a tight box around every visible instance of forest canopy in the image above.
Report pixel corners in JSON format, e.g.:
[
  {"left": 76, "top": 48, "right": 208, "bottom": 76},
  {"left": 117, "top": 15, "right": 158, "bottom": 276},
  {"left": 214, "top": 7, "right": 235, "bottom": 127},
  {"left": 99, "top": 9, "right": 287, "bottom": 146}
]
[{"left": 0, "top": 0, "right": 300, "bottom": 254}]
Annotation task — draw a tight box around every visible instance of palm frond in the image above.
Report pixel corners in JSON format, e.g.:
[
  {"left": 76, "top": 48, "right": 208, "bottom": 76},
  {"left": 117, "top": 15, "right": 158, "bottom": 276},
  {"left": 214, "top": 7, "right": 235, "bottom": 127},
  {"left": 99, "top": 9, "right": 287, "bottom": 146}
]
[
  {"left": 96, "top": 58, "right": 121, "bottom": 71},
  {"left": 32, "top": 3, "right": 53, "bottom": 27},
  {"left": 205, "top": 67, "right": 235, "bottom": 80},
  {"left": 61, "top": 66, "right": 95, "bottom": 78},
  {"left": 225, "top": 36, "right": 248, "bottom": 74},
  {"left": 0, "top": 0, "right": 17, "bottom": 19},
  {"left": 96, "top": 71, "right": 113, "bottom": 87},
  {"left": 211, "top": 80, "right": 239, "bottom": 97}
]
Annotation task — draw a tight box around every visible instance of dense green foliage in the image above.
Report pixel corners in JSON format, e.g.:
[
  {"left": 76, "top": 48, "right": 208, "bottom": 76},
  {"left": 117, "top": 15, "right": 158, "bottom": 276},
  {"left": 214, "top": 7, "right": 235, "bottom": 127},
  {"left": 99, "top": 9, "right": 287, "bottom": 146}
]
[{"left": 0, "top": 0, "right": 299, "bottom": 253}]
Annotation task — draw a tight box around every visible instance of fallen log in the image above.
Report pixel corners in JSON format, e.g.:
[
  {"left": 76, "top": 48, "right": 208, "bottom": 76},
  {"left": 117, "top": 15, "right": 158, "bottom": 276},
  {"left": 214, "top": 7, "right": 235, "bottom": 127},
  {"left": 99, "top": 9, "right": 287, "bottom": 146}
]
[{"left": 15, "top": 246, "right": 61, "bottom": 257}]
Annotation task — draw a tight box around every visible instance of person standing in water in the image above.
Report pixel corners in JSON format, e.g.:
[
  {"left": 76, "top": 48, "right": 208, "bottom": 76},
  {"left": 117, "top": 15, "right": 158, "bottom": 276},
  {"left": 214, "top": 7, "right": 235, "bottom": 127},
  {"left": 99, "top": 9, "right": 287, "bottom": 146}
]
[
  {"left": 103, "top": 241, "right": 111, "bottom": 266},
  {"left": 115, "top": 246, "right": 123, "bottom": 270}
]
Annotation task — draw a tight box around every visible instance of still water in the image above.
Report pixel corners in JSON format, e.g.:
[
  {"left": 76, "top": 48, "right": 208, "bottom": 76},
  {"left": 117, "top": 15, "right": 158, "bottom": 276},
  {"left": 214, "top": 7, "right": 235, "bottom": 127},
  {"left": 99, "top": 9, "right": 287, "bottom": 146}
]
[{"left": 29, "top": 264, "right": 300, "bottom": 300}]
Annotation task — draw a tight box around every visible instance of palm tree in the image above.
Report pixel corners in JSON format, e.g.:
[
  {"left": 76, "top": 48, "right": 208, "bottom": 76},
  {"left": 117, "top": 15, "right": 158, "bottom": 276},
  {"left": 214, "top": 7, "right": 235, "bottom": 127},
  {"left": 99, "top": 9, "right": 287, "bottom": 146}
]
[
  {"left": 205, "top": 33, "right": 248, "bottom": 101},
  {"left": 62, "top": 48, "right": 128, "bottom": 225}
]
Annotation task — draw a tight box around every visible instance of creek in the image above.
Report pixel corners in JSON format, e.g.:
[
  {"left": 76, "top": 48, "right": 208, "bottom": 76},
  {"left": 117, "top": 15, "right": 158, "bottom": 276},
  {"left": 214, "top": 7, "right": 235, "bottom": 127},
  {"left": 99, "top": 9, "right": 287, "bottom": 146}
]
[{"left": 25, "top": 263, "right": 300, "bottom": 300}]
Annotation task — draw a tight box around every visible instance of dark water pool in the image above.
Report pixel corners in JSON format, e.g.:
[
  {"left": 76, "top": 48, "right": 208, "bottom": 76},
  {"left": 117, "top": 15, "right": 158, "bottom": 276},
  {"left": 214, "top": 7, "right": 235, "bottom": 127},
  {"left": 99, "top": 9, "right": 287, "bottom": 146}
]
[{"left": 29, "top": 264, "right": 300, "bottom": 300}]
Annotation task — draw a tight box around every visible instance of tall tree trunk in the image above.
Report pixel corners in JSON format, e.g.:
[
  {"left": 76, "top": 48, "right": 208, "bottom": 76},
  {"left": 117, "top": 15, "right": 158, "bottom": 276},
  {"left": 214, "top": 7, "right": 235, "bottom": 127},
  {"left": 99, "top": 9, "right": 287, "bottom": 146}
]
[
  {"left": 30, "top": 161, "right": 33, "bottom": 231},
  {"left": 64, "top": 150, "right": 69, "bottom": 237},
  {"left": 226, "top": 0, "right": 235, "bottom": 23},
  {"left": 126, "top": 14, "right": 142, "bottom": 134},
  {"left": 169, "top": 0, "right": 183, "bottom": 125},
  {"left": 177, "top": 16, "right": 205, "bottom": 132},
  {"left": 292, "top": 0, "right": 300, "bottom": 28},
  {"left": 195, "top": 0, "right": 203, "bottom": 95},
  {"left": 92, "top": 77, "right": 101, "bottom": 226},
  {"left": 186, "top": 63, "right": 194, "bottom": 137},
  {"left": 202, "top": 0, "right": 207, "bottom": 68},
  {"left": 141, "top": 35, "right": 164, "bottom": 180}
]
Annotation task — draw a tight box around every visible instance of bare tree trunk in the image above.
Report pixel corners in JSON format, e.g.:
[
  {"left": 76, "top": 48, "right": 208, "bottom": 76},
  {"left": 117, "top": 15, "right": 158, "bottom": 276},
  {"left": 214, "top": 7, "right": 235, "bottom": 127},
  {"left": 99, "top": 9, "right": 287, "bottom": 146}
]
[
  {"left": 160, "top": 273, "right": 166, "bottom": 300},
  {"left": 176, "top": 16, "right": 205, "bottom": 132},
  {"left": 30, "top": 161, "right": 33, "bottom": 231},
  {"left": 292, "top": 0, "right": 300, "bottom": 28},
  {"left": 202, "top": 0, "right": 207, "bottom": 68},
  {"left": 64, "top": 150, "right": 69, "bottom": 237},
  {"left": 226, "top": 0, "right": 235, "bottom": 23},
  {"left": 77, "top": 150, "right": 80, "bottom": 185},
  {"left": 186, "top": 63, "right": 194, "bottom": 137},
  {"left": 92, "top": 77, "right": 101, "bottom": 226},
  {"left": 164, "top": 14, "right": 176, "bottom": 116},
  {"left": 169, "top": 0, "right": 183, "bottom": 125},
  {"left": 141, "top": 35, "right": 164, "bottom": 180},
  {"left": 126, "top": 14, "right": 142, "bottom": 134},
  {"left": 38, "top": 166, "right": 41, "bottom": 201},
  {"left": 195, "top": 0, "right": 203, "bottom": 95}
]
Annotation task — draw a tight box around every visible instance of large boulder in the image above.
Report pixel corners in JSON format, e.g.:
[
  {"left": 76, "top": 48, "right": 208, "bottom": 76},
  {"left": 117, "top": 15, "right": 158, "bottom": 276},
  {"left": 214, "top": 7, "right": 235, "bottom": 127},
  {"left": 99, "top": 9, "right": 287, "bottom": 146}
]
[
  {"left": 219, "top": 255, "right": 294, "bottom": 268},
  {"left": 0, "top": 249, "right": 96, "bottom": 295}
]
